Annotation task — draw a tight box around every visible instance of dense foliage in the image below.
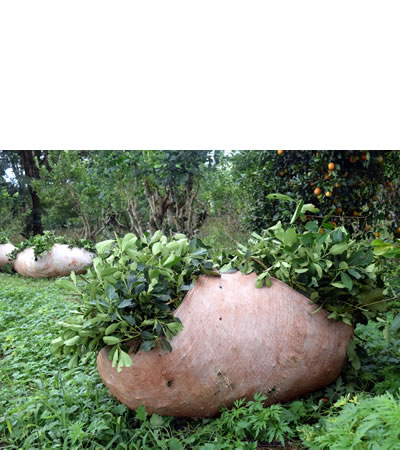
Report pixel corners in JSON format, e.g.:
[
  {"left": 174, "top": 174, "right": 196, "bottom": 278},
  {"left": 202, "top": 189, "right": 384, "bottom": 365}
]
[
  {"left": 231, "top": 150, "right": 400, "bottom": 235},
  {"left": 33, "top": 150, "right": 216, "bottom": 239},
  {"left": 0, "top": 187, "right": 25, "bottom": 240},
  {"left": 2, "top": 150, "right": 399, "bottom": 245}
]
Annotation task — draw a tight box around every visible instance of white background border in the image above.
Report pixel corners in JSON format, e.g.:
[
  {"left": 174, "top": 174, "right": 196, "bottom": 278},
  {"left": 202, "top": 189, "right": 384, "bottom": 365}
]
[{"left": 1, "top": 1, "right": 399, "bottom": 149}]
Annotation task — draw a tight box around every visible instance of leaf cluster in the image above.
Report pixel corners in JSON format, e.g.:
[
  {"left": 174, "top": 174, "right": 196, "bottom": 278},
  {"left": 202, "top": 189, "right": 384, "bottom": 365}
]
[
  {"left": 7, "top": 231, "right": 96, "bottom": 261},
  {"left": 222, "top": 220, "right": 384, "bottom": 328},
  {"left": 0, "top": 231, "right": 9, "bottom": 244},
  {"left": 52, "top": 231, "right": 215, "bottom": 372},
  {"left": 372, "top": 238, "right": 400, "bottom": 258},
  {"left": 371, "top": 238, "right": 400, "bottom": 302},
  {"left": 214, "top": 196, "right": 387, "bottom": 330}
]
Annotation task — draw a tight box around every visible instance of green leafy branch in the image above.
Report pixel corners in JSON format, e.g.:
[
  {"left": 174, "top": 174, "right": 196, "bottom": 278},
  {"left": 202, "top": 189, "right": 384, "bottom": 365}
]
[
  {"left": 7, "top": 231, "right": 96, "bottom": 261},
  {"left": 53, "top": 232, "right": 215, "bottom": 372}
]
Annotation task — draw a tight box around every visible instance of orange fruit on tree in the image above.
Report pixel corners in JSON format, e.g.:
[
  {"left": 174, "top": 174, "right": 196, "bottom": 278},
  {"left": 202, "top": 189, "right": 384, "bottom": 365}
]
[
  {"left": 397, "top": 226, "right": 400, "bottom": 233},
  {"left": 386, "top": 181, "right": 392, "bottom": 187},
  {"left": 361, "top": 154, "right": 368, "bottom": 160},
  {"left": 277, "top": 150, "right": 284, "bottom": 155},
  {"left": 328, "top": 162, "right": 335, "bottom": 170},
  {"left": 353, "top": 210, "right": 360, "bottom": 216},
  {"left": 374, "top": 232, "right": 381, "bottom": 237},
  {"left": 279, "top": 171, "right": 285, "bottom": 176},
  {"left": 349, "top": 156, "right": 356, "bottom": 163},
  {"left": 325, "top": 191, "right": 332, "bottom": 197},
  {"left": 314, "top": 187, "right": 321, "bottom": 195},
  {"left": 324, "top": 174, "right": 329, "bottom": 180},
  {"left": 319, "top": 229, "right": 324, "bottom": 234},
  {"left": 335, "top": 183, "right": 340, "bottom": 188},
  {"left": 336, "top": 207, "right": 343, "bottom": 214},
  {"left": 377, "top": 155, "right": 383, "bottom": 164},
  {"left": 365, "top": 224, "right": 371, "bottom": 231}
]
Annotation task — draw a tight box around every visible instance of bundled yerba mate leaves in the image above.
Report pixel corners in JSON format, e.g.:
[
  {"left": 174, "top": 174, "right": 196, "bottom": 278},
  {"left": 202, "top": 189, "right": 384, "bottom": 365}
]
[
  {"left": 224, "top": 221, "right": 384, "bottom": 328},
  {"left": 8, "top": 231, "right": 95, "bottom": 261},
  {"left": 215, "top": 195, "right": 386, "bottom": 331},
  {"left": 52, "top": 231, "right": 215, "bottom": 371},
  {"left": 53, "top": 197, "right": 391, "bottom": 372},
  {"left": 0, "top": 232, "right": 9, "bottom": 245}
]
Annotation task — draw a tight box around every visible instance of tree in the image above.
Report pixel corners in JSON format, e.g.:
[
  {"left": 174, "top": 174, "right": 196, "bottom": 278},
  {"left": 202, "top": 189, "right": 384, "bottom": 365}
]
[
  {"left": 17, "top": 151, "right": 50, "bottom": 235},
  {"left": 140, "top": 151, "right": 214, "bottom": 236},
  {"left": 231, "top": 150, "right": 400, "bottom": 235},
  {"left": 0, "top": 150, "right": 50, "bottom": 236},
  {"left": 93, "top": 150, "right": 215, "bottom": 237},
  {"left": 34, "top": 151, "right": 113, "bottom": 240},
  {"left": 34, "top": 150, "right": 217, "bottom": 239}
]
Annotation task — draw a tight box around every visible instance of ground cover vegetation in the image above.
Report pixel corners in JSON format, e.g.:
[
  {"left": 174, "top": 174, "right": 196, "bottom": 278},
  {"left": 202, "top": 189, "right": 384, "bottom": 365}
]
[
  {"left": 1, "top": 270, "right": 399, "bottom": 449},
  {"left": 1, "top": 150, "right": 400, "bottom": 448}
]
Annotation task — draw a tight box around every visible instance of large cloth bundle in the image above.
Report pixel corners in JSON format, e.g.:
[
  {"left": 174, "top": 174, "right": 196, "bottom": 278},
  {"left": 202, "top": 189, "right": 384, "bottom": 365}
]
[
  {"left": 0, "top": 244, "right": 15, "bottom": 268},
  {"left": 13, "top": 244, "right": 94, "bottom": 278},
  {"left": 97, "top": 271, "right": 352, "bottom": 418}
]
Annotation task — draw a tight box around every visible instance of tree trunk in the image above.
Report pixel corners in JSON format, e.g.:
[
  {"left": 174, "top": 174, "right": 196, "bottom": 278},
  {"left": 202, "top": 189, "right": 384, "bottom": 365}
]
[
  {"left": 17, "top": 150, "right": 47, "bottom": 236},
  {"left": 29, "top": 186, "right": 43, "bottom": 236}
]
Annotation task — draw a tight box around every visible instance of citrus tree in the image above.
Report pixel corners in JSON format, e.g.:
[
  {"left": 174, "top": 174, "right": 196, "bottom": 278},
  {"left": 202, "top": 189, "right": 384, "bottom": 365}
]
[{"left": 231, "top": 150, "right": 400, "bottom": 236}]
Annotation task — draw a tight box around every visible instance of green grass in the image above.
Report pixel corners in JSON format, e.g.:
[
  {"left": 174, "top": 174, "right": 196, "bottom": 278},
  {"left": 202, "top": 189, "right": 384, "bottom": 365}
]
[{"left": 1, "top": 273, "right": 400, "bottom": 449}]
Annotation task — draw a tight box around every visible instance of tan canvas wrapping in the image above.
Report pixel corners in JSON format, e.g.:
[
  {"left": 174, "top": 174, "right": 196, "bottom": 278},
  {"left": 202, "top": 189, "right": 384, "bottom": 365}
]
[
  {"left": 0, "top": 244, "right": 15, "bottom": 268},
  {"left": 13, "top": 244, "right": 94, "bottom": 278},
  {"left": 97, "top": 271, "right": 353, "bottom": 418}
]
